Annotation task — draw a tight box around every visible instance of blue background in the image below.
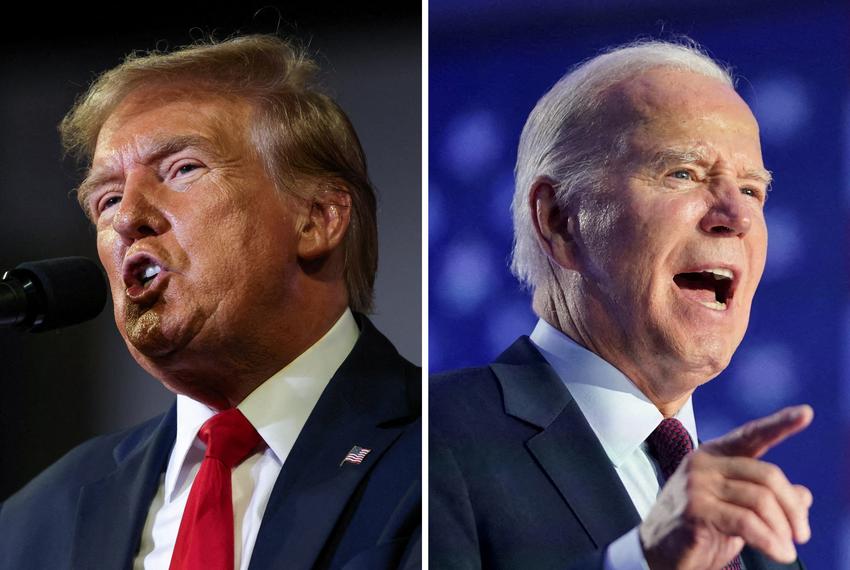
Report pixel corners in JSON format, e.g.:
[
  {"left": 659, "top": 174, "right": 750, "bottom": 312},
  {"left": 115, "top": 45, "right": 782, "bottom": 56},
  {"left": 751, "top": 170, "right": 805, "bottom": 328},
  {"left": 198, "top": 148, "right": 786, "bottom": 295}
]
[{"left": 429, "top": 1, "right": 848, "bottom": 566}]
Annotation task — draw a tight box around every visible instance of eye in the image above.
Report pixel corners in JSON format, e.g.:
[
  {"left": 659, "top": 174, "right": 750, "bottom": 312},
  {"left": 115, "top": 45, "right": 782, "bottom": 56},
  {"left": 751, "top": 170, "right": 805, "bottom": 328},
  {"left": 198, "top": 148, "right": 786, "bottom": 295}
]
[
  {"left": 96, "top": 194, "right": 122, "bottom": 215},
  {"left": 669, "top": 169, "right": 694, "bottom": 181},
  {"left": 741, "top": 186, "right": 766, "bottom": 202},
  {"left": 166, "top": 158, "right": 205, "bottom": 180},
  {"left": 175, "top": 163, "right": 200, "bottom": 176}
]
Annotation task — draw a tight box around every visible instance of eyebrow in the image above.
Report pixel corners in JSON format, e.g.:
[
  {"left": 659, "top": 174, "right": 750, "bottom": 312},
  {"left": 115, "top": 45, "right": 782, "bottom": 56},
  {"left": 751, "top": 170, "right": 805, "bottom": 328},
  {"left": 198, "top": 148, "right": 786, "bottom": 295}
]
[
  {"left": 77, "top": 134, "right": 223, "bottom": 214},
  {"left": 647, "top": 148, "right": 773, "bottom": 188}
]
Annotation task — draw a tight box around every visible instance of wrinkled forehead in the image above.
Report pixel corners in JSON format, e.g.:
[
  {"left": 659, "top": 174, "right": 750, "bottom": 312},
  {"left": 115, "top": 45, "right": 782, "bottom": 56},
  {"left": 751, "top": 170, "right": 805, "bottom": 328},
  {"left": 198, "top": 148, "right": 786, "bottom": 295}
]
[
  {"left": 598, "top": 68, "right": 763, "bottom": 163},
  {"left": 92, "top": 85, "right": 253, "bottom": 166}
]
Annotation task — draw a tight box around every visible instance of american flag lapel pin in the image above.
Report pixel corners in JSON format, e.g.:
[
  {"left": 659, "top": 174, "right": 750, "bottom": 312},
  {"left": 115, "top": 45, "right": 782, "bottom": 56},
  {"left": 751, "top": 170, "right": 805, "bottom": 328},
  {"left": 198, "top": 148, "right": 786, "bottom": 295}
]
[{"left": 340, "top": 445, "right": 371, "bottom": 467}]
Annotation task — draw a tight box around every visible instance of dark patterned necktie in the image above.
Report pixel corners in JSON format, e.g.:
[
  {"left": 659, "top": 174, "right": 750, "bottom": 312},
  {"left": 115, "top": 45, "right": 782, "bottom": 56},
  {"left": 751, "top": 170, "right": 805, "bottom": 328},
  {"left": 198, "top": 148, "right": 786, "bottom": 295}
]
[{"left": 646, "top": 418, "right": 743, "bottom": 570}]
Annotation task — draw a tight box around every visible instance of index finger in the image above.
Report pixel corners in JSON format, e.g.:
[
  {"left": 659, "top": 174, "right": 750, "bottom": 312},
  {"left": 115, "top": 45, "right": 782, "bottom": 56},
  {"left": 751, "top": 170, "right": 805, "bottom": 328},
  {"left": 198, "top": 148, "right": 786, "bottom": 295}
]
[{"left": 704, "top": 405, "right": 813, "bottom": 459}]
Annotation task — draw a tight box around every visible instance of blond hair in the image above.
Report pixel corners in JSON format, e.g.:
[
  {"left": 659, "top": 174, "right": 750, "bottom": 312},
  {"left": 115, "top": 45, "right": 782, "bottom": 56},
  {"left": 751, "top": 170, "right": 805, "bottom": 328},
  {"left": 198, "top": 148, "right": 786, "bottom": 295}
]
[{"left": 61, "top": 34, "right": 378, "bottom": 313}]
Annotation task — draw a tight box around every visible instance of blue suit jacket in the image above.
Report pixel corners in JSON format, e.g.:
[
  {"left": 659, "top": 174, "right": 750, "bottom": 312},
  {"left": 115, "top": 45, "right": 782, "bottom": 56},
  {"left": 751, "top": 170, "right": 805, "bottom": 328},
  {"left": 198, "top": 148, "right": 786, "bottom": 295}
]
[
  {"left": 0, "top": 316, "right": 420, "bottom": 570},
  {"left": 430, "top": 336, "right": 802, "bottom": 570}
]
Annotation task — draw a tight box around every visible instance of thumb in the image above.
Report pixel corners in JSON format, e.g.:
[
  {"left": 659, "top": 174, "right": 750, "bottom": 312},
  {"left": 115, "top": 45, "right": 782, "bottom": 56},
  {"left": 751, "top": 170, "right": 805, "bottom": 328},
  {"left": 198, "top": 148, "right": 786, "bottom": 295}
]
[{"left": 703, "top": 404, "right": 813, "bottom": 459}]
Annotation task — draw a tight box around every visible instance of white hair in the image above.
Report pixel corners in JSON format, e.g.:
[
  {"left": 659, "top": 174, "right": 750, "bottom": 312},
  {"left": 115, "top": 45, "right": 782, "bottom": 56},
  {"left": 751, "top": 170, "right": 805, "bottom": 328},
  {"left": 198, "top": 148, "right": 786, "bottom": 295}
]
[{"left": 510, "top": 40, "right": 734, "bottom": 299}]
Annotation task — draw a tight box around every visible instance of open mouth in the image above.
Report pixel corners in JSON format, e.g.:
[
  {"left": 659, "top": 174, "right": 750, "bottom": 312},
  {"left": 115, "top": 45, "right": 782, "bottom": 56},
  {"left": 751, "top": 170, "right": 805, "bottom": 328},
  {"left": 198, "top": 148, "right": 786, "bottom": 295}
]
[
  {"left": 122, "top": 253, "right": 166, "bottom": 297},
  {"left": 673, "top": 268, "right": 734, "bottom": 311},
  {"left": 137, "top": 264, "right": 161, "bottom": 286}
]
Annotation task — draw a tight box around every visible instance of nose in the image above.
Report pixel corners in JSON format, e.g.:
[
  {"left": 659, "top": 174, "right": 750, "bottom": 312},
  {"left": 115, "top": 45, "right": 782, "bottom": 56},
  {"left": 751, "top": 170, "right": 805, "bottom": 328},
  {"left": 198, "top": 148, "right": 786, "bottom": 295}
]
[
  {"left": 112, "top": 170, "right": 170, "bottom": 245},
  {"left": 699, "top": 179, "right": 752, "bottom": 237}
]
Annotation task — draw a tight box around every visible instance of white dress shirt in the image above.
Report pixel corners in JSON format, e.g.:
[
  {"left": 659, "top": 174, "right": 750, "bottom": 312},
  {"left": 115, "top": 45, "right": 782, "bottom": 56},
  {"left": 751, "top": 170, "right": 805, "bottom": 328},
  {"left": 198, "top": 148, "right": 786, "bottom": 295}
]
[
  {"left": 133, "top": 309, "right": 360, "bottom": 570},
  {"left": 529, "top": 318, "right": 698, "bottom": 570}
]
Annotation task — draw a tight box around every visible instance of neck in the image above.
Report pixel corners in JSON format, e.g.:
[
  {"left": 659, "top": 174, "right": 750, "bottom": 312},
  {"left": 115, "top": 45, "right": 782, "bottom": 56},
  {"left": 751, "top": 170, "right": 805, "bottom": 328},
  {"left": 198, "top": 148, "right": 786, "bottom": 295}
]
[
  {"left": 534, "top": 289, "right": 695, "bottom": 420},
  {"left": 139, "top": 299, "right": 350, "bottom": 409},
  {"left": 651, "top": 393, "right": 692, "bottom": 418}
]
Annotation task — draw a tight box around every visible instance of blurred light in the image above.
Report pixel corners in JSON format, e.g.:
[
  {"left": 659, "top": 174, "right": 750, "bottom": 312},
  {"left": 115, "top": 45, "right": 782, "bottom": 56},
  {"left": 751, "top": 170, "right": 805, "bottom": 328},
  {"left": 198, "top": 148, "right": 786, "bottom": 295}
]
[
  {"left": 442, "top": 109, "right": 504, "bottom": 182},
  {"left": 694, "top": 411, "right": 736, "bottom": 441},
  {"left": 730, "top": 343, "right": 799, "bottom": 415},
  {"left": 488, "top": 170, "right": 517, "bottom": 239},
  {"left": 843, "top": 94, "right": 850, "bottom": 208},
  {"left": 437, "top": 238, "right": 497, "bottom": 314},
  {"left": 486, "top": 299, "right": 536, "bottom": 354},
  {"left": 430, "top": 7, "right": 845, "bottom": 568},
  {"left": 763, "top": 207, "right": 804, "bottom": 282},
  {"left": 839, "top": 303, "right": 850, "bottom": 424},
  {"left": 429, "top": 322, "right": 445, "bottom": 370},
  {"left": 838, "top": 514, "right": 850, "bottom": 569},
  {"left": 429, "top": 182, "right": 446, "bottom": 243},
  {"left": 749, "top": 74, "right": 811, "bottom": 146}
]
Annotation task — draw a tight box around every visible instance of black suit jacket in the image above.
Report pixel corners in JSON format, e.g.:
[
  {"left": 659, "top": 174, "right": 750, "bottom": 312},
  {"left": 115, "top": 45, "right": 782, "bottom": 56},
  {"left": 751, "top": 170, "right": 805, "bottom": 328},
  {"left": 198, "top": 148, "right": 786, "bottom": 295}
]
[
  {"left": 429, "top": 336, "right": 801, "bottom": 570},
  {"left": 0, "top": 316, "right": 420, "bottom": 570}
]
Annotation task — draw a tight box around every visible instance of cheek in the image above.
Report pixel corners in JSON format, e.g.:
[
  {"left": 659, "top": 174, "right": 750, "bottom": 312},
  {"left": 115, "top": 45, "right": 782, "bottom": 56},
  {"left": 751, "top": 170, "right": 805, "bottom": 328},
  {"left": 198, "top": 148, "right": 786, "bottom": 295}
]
[
  {"left": 173, "top": 185, "right": 254, "bottom": 260},
  {"left": 586, "top": 199, "right": 662, "bottom": 273},
  {"left": 602, "top": 197, "right": 701, "bottom": 304},
  {"left": 577, "top": 194, "right": 627, "bottom": 260},
  {"left": 178, "top": 198, "right": 294, "bottom": 293},
  {"left": 746, "top": 220, "right": 768, "bottom": 290},
  {"left": 627, "top": 194, "right": 706, "bottom": 258},
  {"left": 96, "top": 231, "right": 124, "bottom": 291},
  {"left": 755, "top": 232, "right": 768, "bottom": 272}
]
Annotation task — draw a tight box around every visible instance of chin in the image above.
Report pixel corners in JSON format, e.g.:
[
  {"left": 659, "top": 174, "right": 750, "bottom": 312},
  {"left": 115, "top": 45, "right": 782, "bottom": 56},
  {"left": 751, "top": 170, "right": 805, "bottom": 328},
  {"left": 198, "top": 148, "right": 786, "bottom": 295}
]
[
  {"left": 125, "top": 323, "right": 176, "bottom": 357},
  {"left": 681, "top": 333, "right": 738, "bottom": 384},
  {"left": 118, "top": 302, "right": 199, "bottom": 360}
]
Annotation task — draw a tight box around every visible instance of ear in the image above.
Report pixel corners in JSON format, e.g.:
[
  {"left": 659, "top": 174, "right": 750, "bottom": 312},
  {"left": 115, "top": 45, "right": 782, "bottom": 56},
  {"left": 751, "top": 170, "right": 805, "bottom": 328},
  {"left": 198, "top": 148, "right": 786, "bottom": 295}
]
[
  {"left": 297, "top": 188, "right": 352, "bottom": 261},
  {"left": 530, "top": 179, "right": 581, "bottom": 271}
]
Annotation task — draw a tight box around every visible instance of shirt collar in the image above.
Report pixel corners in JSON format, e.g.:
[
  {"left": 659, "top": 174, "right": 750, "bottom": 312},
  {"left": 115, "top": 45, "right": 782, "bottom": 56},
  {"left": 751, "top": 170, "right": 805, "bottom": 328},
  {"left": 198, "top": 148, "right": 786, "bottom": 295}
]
[
  {"left": 529, "top": 318, "right": 698, "bottom": 468},
  {"left": 164, "top": 308, "right": 360, "bottom": 502}
]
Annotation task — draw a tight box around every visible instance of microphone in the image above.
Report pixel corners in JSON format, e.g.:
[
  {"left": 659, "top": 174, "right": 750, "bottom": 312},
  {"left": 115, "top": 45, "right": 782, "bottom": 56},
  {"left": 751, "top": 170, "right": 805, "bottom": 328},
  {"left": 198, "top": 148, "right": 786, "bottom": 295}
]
[{"left": 0, "top": 257, "right": 107, "bottom": 332}]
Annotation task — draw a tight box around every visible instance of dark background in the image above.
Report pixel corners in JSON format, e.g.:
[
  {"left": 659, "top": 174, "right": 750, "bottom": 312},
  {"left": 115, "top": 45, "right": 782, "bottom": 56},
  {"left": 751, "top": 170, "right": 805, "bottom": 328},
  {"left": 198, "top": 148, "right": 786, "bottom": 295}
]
[
  {"left": 0, "top": 3, "right": 420, "bottom": 500},
  {"left": 429, "top": 1, "right": 848, "bottom": 566}
]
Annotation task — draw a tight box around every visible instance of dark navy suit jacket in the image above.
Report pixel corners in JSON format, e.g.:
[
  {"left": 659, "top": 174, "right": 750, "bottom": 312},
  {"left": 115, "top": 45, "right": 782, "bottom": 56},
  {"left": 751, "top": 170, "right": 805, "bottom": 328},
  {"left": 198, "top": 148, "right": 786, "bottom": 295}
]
[
  {"left": 430, "top": 336, "right": 802, "bottom": 570},
  {"left": 0, "top": 316, "right": 420, "bottom": 570}
]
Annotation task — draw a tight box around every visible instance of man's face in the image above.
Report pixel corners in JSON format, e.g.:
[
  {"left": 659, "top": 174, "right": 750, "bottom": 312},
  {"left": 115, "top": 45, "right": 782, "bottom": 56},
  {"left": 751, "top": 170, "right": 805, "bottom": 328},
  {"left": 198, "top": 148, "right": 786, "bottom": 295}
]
[
  {"left": 570, "top": 68, "right": 769, "bottom": 400},
  {"left": 83, "top": 87, "right": 306, "bottom": 378}
]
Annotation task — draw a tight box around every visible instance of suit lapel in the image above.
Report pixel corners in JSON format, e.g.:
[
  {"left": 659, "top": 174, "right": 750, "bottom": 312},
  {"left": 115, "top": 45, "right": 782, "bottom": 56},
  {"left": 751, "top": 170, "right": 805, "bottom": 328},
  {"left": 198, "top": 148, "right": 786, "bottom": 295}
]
[
  {"left": 491, "top": 337, "right": 641, "bottom": 549},
  {"left": 249, "top": 317, "right": 417, "bottom": 570},
  {"left": 71, "top": 405, "right": 176, "bottom": 569},
  {"left": 492, "top": 339, "right": 803, "bottom": 569}
]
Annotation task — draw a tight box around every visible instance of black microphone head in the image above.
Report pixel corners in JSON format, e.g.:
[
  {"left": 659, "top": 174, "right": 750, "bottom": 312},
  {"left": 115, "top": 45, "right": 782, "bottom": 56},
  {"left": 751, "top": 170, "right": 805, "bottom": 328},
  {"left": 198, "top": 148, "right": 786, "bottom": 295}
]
[{"left": 12, "top": 257, "right": 107, "bottom": 332}]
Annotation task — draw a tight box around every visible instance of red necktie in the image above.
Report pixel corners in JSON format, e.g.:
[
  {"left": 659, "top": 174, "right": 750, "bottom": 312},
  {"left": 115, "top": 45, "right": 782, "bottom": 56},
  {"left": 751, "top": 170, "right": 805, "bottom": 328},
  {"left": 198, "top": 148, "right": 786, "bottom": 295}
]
[
  {"left": 647, "top": 418, "right": 742, "bottom": 570},
  {"left": 169, "top": 408, "right": 262, "bottom": 570}
]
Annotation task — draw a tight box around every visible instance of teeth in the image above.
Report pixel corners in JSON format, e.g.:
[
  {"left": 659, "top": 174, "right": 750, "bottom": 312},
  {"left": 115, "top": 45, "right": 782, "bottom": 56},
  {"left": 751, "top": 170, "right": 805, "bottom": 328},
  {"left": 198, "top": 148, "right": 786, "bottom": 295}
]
[
  {"left": 143, "top": 265, "right": 161, "bottom": 279},
  {"left": 139, "top": 264, "right": 161, "bottom": 284},
  {"left": 699, "top": 300, "right": 727, "bottom": 311},
  {"left": 704, "top": 268, "right": 733, "bottom": 281}
]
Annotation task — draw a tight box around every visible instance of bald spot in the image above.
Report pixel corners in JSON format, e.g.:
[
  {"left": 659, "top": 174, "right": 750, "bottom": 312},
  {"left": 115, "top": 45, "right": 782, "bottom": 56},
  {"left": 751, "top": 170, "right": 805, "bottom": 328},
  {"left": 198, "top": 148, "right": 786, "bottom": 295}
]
[{"left": 595, "top": 68, "right": 768, "bottom": 183}]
